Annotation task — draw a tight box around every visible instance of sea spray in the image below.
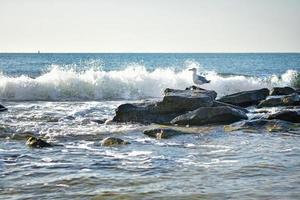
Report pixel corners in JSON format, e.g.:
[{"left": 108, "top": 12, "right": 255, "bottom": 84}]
[{"left": 0, "top": 65, "right": 298, "bottom": 101}]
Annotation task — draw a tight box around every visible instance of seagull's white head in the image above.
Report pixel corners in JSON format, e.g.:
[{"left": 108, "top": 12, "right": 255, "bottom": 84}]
[{"left": 188, "top": 68, "right": 197, "bottom": 72}]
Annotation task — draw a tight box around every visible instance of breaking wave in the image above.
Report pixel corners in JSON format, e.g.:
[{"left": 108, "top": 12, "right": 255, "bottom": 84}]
[{"left": 0, "top": 63, "right": 298, "bottom": 101}]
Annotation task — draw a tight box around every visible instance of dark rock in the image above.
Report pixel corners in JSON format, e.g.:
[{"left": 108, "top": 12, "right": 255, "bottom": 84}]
[
  {"left": 112, "top": 102, "right": 179, "bottom": 124},
  {"left": 91, "top": 119, "right": 106, "bottom": 124},
  {"left": 113, "top": 88, "right": 216, "bottom": 124},
  {"left": 26, "top": 136, "right": 52, "bottom": 148},
  {"left": 268, "top": 110, "right": 300, "bottom": 123},
  {"left": 213, "top": 100, "right": 249, "bottom": 113},
  {"left": 100, "top": 137, "right": 129, "bottom": 146},
  {"left": 158, "top": 88, "right": 215, "bottom": 113},
  {"left": 0, "top": 104, "right": 7, "bottom": 112},
  {"left": 144, "top": 128, "right": 188, "bottom": 139},
  {"left": 185, "top": 85, "right": 204, "bottom": 90},
  {"left": 65, "top": 115, "right": 76, "bottom": 120},
  {"left": 270, "top": 87, "right": 295, "bottom": 96},
  {"left": 171, "top": 106, "right": 248, "bottom": 126},
  {"left": 224, "top": 119, "right": 298, "bottom": 133},
  {"left": 258, "top": 93, "right": 300, "bottom": 108},
  {"left": 258, "top": 97, "right": 282, "bottom": 108},
  {"left": 283, "top": 93, "right": 300, "bottom": 105},
  {"left": 218, "top": 88, "right": 269, "bottom": 107}
]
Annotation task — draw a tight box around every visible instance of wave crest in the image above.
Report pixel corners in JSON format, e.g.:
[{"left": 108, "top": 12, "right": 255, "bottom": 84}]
[{"left": 0, "top": 64, "right": 298, "bottom": 101}]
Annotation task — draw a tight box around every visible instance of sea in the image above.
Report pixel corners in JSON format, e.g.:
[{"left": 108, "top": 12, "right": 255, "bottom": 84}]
[{"left": 1, "top": 53, "right": 300, "bottom": 199}]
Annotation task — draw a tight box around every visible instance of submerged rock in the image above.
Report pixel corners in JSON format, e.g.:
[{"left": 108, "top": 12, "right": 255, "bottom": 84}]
[
  {"left": 113, "top": 88, "right": 216, "bottom": 124},
  {"left": 171, "top": 106, "right": 248, "bottom": 126},
  {"left": 218, "top": 88, "right": 269, "bottom": 107},
  {"left": 144, "top": 128, "right": 188, "bottom": 139},
  {"left": 100, "top": 137, "right": 129, "bottom": 146},
  {"left": 258, "top": 93, "right": 300, "bottom": 108},
  {"left": 91, "top": 119, "right": 107, "bottom": 124},
  {"left": 224, "top": 119, "right": 298, "bottom": 133},
  {"left": 0, "top": 104, "right": 7, "bottom": 112},
  {"left": 26, "top": 136, "right": 52, "bottom": 148},
  {"left": 270, "top": 87, "right": 295, "bottom": 96},
  {"left": 268, "top": 110, "right": 300, "bottom": 123}
]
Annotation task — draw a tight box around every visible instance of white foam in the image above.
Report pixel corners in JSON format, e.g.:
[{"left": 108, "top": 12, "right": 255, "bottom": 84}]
[{"left": 0, "top": 63, "right": 298, "bottom": 101}]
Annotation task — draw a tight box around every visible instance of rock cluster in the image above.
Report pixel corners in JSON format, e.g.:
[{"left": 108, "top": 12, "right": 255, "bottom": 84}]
[
  {"left": 15, "top": 86, "right": 300, "bottom": 147},
  {"left": 113, "top": 86, "right": 300, "bottom": 139},
  {"left": 113, "top": 87, "right": 248, "bottom": 125}
]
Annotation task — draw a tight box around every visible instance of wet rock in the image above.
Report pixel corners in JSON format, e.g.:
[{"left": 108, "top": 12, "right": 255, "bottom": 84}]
[
  {"left": 144, "top": 128, "right": 188, "bottom": 139},
  {"left": 171, "top": 106, "right": 248, "bottom": 126},
  {"left": 270, "top": 87, "right": 295, "bottom": 96},
  {"left": 65, "top": 115, "right": 76, "bottom": 120},
  {"left": 113, "top": 88, "right": 216, "bottom": 124},
  {"left": 112, "top": 102, "right": 179, "bottom": 124},
  {"left": 100, "top": 137, "right": 129, "bottom": 146},
  {"left": 0, "top": 104, "right": 7, "bottom": 112},
  {"left": 160, "top": 88, "right": 216, "bottom": 113},
  {"left": 258, "top": 93, "right": 300, "bottom": 108},
  {"left": 184, "top": 86, "right": 218, "bottom": 98},
  {"left": 218, "top": 88, "right": 269, "bottom": 107},
  {"left": 257, "top": 97, "right": 282, "bottom": 108},
  {"left": 283, "top": 93, "right": 300, "bottom": 105},
  {"left": 268, "top": 110, "right": 300, "bottom": 123},
  {"left": 224, "top": 119, "right": 298, "bottom": 133},
  {"left": 26, "top": 136, "right": 52, "bottom": 148},
  {"left": 213, "top": 100, "right": 249, "bottom": 113},
  {"left": 47, "top": 118, "right": 59, "bottom": 122},
  {"left": 91, "top": 119, "right": 106, "bottom": 124}
]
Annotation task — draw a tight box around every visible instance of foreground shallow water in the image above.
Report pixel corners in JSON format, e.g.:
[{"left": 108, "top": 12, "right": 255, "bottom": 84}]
[{"left": 1, "top": 101, "right": 300, "bottom": 199}]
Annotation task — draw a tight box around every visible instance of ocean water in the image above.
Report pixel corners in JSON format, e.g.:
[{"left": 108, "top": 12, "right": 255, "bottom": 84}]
[{"left": 1, "top": 53, "right": 300, "bottom": 199}]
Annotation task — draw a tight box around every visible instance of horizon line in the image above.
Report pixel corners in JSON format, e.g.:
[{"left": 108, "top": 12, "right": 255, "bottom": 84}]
[{"left": 1, "top": 51, "right": 300, "bottom": 54}]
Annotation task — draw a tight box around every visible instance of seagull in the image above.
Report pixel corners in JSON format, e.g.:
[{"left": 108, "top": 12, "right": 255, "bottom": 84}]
[{"left": 188, "top": 68, "right": 210, "bottom": 85}]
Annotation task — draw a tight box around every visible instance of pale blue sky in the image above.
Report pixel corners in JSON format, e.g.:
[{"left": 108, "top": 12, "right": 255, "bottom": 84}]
[{"left": 0, "top": 0, "right": 299, "bottom": 52}]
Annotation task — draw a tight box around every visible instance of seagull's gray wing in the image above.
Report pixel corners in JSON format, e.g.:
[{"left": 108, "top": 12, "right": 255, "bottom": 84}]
[{"left": 196, "top": 75, "right": 210, "bottom": 83}]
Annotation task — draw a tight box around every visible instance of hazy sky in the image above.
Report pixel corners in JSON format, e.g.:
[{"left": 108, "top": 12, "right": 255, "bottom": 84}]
[{"left": 0, "top": 0, "right": 299, "bottom": 52}]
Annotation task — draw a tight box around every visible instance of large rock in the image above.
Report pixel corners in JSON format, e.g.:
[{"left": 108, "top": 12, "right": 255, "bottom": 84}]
[
  {"left": 160, "top": 88, "right": 216, "bottom": 113},
  {"left": 218, "top": 88, "right": 269, "bottom": 107},
  {"left": 171, "top": 106, "right": 248, "bottom": 126},
  {"left": 144, "top": 128, "right": 188, "bottom": 139},
  {"left": 0, "top": 104, "right": 7, "bottom": 112},
  {"left": 113, "top": 88, "right": 216, "bottom": 124},
  {"left": 224, "top": 119, "right": 298, "bottom": 133},
  {"left": 270, "top": 87, "right": 295, "bottom": 96},
  {"left": 258, "top": 93, "right": 300, "bottom": 108},
  {"left": 268, "top": 110, "right": 300, "bottom": 123},
  {"left": 112, "top": 102, "right": 180, "bottom": 124}
]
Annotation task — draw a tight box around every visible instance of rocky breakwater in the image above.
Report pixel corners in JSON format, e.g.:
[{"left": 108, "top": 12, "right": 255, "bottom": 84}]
[
  {"left": 113, "top": 86, "right": 248, "bottom": 126},
  {"left": 113, "top": 87, "right": 217, "bottom": 124},
  {"left": 112, "top": 86, "right": 300, "bottom": 140}
]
